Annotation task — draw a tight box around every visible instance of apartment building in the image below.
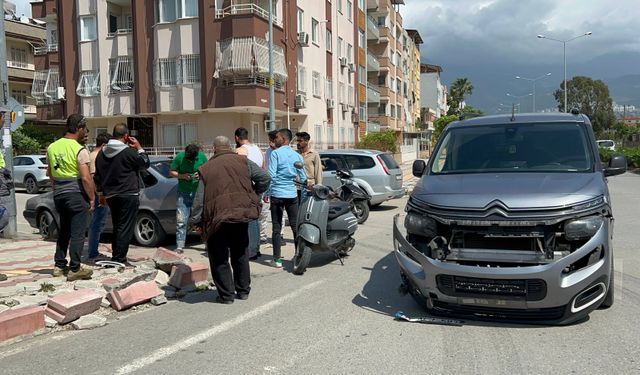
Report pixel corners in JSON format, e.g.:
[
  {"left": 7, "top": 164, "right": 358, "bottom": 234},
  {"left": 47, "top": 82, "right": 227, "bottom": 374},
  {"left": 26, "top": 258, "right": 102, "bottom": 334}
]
[
  {"left": 365, "top": 0, "right": 414, "bottom": 137},
  {"left": 4, "top": 11, "right": 45, "bottom": 121},
  {"left": 405, "top": 28, "right": 422, "bottom": 132},
  {"left": 420, "top": 63, "right": 448, "bottom": 123},
  {"left": 29, "top": 0, "right": 362, "bottom": 149}
]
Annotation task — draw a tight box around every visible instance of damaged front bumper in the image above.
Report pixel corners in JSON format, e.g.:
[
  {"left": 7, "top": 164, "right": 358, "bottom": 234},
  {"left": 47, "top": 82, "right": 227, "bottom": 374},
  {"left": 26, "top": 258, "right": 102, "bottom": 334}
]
[{"left": 392, "top": 214, "right": 612, "bottom": 325}]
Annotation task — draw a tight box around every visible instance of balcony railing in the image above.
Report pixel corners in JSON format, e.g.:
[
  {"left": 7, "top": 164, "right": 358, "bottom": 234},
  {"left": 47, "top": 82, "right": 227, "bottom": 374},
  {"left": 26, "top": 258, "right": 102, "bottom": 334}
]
[
  {"left": 367, "top": 52, "right": 379, "bottom": 71},
  {"left": 367, "top": 84, "right": 380, "bottom": 103},
  {"left": 215, "top": 3, "right": 283, "bottom": 27},
  {"left": 367, "top": 16, "right": 379, "bottom": 40},
  {"left": 7, "top": 61, "right": 32, "bottom": 70},
  {"left": 107, "top": 28, "right": 132, "bottom": 38},
  {"left": 23, "top": 104, "right": 37, "bottom": 114},
  {"left": 34, "top": 43, "right": 58, "bottom": 55}
]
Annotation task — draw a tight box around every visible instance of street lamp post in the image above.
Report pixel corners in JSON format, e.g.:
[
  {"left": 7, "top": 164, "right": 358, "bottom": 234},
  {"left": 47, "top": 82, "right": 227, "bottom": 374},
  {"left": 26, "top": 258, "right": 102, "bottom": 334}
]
[
  {"left": 537, "top": 32, "right": 592, "bottom": 112},
  {"left": 506, "top": 93, "right": 532, "bottom": 112},
  {"left": 515, "top": 73, "right": 551, "bottom": 112}
]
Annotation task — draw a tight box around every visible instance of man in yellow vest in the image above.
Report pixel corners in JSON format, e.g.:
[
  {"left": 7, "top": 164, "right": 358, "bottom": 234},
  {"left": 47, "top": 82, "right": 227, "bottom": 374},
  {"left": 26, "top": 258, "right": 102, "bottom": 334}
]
[{"left": 47, "top": 114, "right": 95, "bottom": 281}]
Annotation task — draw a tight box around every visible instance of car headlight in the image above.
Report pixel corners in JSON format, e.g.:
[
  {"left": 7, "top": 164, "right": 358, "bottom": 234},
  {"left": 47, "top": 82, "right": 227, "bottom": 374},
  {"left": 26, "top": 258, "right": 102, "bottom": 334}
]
[
  {"left": 564, "top": 216, "right": 604, "bottom": 240},
  {"left": 404, "top": 212, "right": 437, "bottom": 238}
]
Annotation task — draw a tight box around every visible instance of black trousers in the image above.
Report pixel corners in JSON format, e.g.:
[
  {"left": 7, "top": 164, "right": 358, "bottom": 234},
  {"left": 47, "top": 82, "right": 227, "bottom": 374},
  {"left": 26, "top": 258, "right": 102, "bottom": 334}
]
[
  {"left": 270, "top": 197, "right": 299, "bottom": 260},
  {"left": 207, "top": 222, "right": 251, "bottom": 301},
  {"left": 54, "top": 193, "right": 89, "bottom": 272},
  {"left": 107, "top": 195, "right": 140, "bottom": 263}
]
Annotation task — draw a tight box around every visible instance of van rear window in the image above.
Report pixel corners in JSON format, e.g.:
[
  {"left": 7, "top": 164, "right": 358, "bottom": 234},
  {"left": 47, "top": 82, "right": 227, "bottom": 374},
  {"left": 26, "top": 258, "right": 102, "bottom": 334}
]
[{"left": 378, "top": 153, "right": 399, "bottom": 170}]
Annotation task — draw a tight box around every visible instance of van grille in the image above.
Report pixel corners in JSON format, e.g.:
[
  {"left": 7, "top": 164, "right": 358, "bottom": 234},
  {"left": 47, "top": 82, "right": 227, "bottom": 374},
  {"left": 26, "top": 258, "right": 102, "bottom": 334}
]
[
  {"left": 431, "top": 301, "right": 566, "bottom": 321},
  {"left": 436, "top": 275, "right": 547, "bottom": 301}
]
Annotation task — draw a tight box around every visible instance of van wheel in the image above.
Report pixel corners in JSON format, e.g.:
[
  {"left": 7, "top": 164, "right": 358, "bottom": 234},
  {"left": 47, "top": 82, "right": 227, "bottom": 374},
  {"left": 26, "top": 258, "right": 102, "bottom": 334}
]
[
  {"left": 600, "top": 256, "right": 614, "bottom": 309},
  {"left": 134, "top": 212, "right": 166, "bottom": 247},
  {"left": 352, "top": 200, "right": 370, "bottom": 224},
  {"left": 292, "top": 239, "right": 312, "bottom": 275}
]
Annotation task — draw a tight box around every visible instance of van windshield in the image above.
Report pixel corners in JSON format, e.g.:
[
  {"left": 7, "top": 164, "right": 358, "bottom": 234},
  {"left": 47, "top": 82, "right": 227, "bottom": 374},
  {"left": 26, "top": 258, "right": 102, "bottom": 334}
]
[{"left": 430, "top": 123, "right": 594, "bottom": 174}]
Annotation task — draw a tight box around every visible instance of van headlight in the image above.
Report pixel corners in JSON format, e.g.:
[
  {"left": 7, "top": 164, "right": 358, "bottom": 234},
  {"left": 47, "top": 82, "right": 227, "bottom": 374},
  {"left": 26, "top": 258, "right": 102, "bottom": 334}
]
[
  {"left": 564, "top": 216, "right": 604, "bottom": 240},
  {"left": 404, "top": 213, "right": 437, "bottom": 238}
]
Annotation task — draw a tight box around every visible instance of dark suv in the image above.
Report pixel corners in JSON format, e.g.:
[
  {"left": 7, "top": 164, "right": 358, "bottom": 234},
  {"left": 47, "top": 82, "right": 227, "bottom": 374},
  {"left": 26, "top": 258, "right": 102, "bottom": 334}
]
[{"left": 393, "top": 112, "right": 627, "bottom": 324}]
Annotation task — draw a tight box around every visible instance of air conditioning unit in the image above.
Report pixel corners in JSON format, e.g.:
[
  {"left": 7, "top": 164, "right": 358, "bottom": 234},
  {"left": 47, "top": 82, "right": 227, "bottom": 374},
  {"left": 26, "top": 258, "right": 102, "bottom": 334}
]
[
  {"left": 56, "top": 87, "right": 66, "bottom": 100},
  {"left": 348, "top": 63, "right": 356, "bottom": 73},
  {"left": 339, "top": 57, "right": 348, "bottom": 67},
  {"left": 298, "top": 32, "right": 309, "bottom": 47},
  {"left": 295, "top": 94, "right": 306, "bottom": 109},
  {"left": 341, "top": 103, "right": 348, "bottom": 112},
  {"left": 326, "top": 99, "right": 335, "bottom": 109}
]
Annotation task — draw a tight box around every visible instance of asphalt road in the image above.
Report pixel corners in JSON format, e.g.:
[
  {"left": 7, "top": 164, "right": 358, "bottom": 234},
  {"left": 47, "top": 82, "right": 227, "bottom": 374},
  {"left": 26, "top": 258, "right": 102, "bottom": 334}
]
[{"left": 2, "top": 173, "right": 640, "bottom": 374}]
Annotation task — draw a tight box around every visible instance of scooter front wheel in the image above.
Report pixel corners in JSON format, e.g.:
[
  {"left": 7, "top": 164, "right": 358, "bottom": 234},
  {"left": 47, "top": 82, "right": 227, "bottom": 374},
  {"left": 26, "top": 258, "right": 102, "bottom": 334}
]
[
  {"left": 352, "top": 200, "right": 370, "bottom": 224},
  {"left": 292, "top": 238, "right": 313, "bottom": 275}
]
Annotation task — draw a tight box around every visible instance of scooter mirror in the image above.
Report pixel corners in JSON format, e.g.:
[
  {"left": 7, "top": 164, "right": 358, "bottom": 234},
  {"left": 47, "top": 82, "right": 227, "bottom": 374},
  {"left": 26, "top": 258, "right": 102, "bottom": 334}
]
[{"left": 294, "top": 161, "right": 304, "bottom": 169}]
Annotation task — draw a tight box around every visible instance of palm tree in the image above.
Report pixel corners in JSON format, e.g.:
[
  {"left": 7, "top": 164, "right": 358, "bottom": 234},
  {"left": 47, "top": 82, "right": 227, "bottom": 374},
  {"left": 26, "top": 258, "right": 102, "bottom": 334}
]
[{"left": 448, "top": 78, "right": 475, "bottom": 115}]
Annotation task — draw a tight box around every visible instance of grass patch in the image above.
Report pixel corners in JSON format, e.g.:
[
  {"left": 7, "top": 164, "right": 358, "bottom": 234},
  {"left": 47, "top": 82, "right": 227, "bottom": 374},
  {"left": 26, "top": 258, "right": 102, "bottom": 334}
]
[{"left": 38, "top": 282, "right": 56, "bottom": 293}]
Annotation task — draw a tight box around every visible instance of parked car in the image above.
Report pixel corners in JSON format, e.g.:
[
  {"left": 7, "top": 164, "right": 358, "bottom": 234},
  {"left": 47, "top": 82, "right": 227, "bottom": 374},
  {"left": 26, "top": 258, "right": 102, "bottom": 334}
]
[
  {"left": 395, "top": 111, "right": 627, "bottom": 325},
  {"left": 13, "top": 155, "right": 50, "bottom": 194},
  {"left": 319, "top": 149, "right": 404, "bottom": 206},
  {"left": 597, "top": 139, "right": 616, "bottom": 151},
  {"left": 23, "top": 157, "right": 179, "bottom": 247}
]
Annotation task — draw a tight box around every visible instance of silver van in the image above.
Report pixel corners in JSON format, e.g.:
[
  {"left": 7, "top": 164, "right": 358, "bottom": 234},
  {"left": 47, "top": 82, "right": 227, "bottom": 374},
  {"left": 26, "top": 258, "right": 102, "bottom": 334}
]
[
  {"left": 319, "top": 149, "right": 404, "bottom": 206},
  {"left": 394, "top": 112, "right": 627, "bottom": 324}
]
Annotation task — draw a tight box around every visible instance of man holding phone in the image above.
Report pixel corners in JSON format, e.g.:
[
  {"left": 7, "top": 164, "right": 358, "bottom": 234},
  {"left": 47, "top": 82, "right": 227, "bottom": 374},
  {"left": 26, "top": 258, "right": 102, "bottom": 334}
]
[{"left": 94, "top": 124, "right": 150, "bottom": 265}]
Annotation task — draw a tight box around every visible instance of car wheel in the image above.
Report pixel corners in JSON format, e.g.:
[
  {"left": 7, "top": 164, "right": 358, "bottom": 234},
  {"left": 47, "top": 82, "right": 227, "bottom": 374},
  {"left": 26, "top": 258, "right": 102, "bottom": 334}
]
[
  {"left": 38, "top": 210, "right": 58, "bottom": 240},
  {"left": 134, "top": 212, "right": 166, "bottom": 247},
  {"left": 25, "top": 176, "right": 39, "bottom": 194}
]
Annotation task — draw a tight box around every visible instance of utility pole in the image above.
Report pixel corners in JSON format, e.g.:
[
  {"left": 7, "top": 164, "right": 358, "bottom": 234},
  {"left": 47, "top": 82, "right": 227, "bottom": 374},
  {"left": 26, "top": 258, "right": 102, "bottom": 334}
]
[
  {"left": 267, "top": 0, "right": 275, "bottom": 131},
  {"left": 0, "top": 0, "right": 18, "bottom": 237}
]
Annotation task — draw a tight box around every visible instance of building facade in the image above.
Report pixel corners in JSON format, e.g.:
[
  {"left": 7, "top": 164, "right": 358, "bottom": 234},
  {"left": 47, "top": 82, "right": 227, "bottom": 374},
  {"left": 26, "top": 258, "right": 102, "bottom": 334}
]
[
  {"left": 30, "top": 0, "right": 364, "bottom": 149},
  {"left": 4, "top": 12, "right": 45, "bottom": 121},
  {"left": 420, "top": 63, "right": 448, "bottom": 121}
]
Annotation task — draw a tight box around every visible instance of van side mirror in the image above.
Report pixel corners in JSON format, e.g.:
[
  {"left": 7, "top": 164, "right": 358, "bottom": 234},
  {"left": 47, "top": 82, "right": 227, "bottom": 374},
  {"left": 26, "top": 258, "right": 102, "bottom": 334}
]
[
  {"left": 604, "top": 154, "right": 627, "bottom": 177},
  {"left": 412, "top": 159, "right": 426, "bottom": 178}
]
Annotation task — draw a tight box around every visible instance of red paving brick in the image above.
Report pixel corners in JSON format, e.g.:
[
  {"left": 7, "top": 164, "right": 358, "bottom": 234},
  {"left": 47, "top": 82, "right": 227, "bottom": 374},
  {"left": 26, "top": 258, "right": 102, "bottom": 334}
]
[
  {"left": 0, "top": 305, "right": 45, "bottom": 342},
  {"left": 107, "top": 281, "right": 162, "bottom": 311},
  {"left": 45, "top": 289, "right": 103, "bottom": 324},
  {"left": 169, "top": 263, "right": 209, "bottom": 288}
]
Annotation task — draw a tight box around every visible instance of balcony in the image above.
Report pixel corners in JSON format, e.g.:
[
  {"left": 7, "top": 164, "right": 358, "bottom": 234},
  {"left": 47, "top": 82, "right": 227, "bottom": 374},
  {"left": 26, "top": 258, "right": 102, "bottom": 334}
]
[
  {"left": 367, "top": 16, "right": 379, "bottom": 40},
  {"left": 23, "top": 104, "right": 37, "bottom": 114},
  {"left": 379, "top": 56, "right": 391, "bottom": 71},
  {"left": 367, "top": 0, "right": 379, "bottom": 10},
  {"left": 34, "top": 43, "right": 58, "bottom": 56},
  {"left": 379, "top": 26, "right": 390, "bottom": 43},
  {"left": 367, "top": 52, "right": 379, "bottom": 72},
  {"left": 215, "top": 2, "right": 283, "bottom": 28},
  {"left": 367, "top": 84, "right": 380, "bottom": 103},
  {"left": 7, "top": 60, "right": 35, "bottom": 71}
]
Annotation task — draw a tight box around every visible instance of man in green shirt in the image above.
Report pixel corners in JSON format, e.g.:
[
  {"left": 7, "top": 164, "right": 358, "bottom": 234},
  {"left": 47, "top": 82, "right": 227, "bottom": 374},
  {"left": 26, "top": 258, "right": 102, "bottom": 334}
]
[{"left": 170, "top": 144, "right": 209, "bottom": 253}]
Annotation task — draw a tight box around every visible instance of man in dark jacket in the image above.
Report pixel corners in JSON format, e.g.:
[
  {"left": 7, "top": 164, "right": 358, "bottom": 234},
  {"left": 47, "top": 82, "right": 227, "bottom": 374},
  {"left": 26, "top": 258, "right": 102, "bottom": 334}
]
[
  {"left": 190, "top": 136, "right": 270, "bottom": 304},
  {"left": 94, "top": 123, "right": 150, "bottom": 264}
]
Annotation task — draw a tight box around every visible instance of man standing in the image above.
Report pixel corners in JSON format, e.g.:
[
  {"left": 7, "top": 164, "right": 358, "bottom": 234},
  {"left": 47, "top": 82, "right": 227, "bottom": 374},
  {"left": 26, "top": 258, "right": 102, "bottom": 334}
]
[
  {"left": 190, "top": 136, "right": 270, "bottom": 304},
  {"left": 295, "top": 131, "right": 323, "bottom": 200},
  {"left": 266, "top": 129, "right": 306, "bottom": 268},
  {"left": 87, "top": 132, "right": 110, "bottom": 259},
  {"left": 95, "top": 124, "right": 150, "bottom": 265},
  {"left": 234, "top": 127, "right": 264, "bottom": 260},
  {"left": 47, "top": 114, "right": 94, "bottom": 281},
  {"left": 170, "top": 144, "right": 208, "bottom": 253}
]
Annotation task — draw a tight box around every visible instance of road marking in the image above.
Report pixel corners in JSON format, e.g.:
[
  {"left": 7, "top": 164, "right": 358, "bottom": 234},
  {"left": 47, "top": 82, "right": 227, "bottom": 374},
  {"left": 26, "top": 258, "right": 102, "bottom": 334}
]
[{"left": 115, "top": 280, "right": 326, "bottom": 374}]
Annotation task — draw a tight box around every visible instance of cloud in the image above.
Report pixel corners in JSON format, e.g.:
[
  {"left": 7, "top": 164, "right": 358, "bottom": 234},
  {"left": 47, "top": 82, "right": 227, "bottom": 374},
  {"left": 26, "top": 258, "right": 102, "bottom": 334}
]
[{"left": 404, "top": 0, "right": 640, "bottom": 66}]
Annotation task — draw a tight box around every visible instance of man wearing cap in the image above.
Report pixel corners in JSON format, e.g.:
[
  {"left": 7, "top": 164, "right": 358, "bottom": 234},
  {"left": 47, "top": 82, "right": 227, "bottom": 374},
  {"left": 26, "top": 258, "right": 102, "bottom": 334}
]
[{"left": 46, "top": 114, "right": 95, "bottom": 281}]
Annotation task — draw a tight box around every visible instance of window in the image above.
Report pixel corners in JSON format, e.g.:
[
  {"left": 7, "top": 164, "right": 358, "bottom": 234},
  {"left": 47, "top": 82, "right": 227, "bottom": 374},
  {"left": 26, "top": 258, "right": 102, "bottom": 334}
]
[
  {"left": 359, "top": 0, "right": 365, "bottom": 10},
  {"left": 162, "top": 123, "right": 197, "bottom": 146},
  {"left": 339, "top": 127, "right": 345, "bottom": 145},
  {"left": 339, "top": 82, "right": 345, "bottom": 103},
  {"left": 345, "top": 155, "right": 375, "bottom": 170},
  {"left": 396, "top": 79, "right": 401, "bottom": 92},
  {"left": 396, "top": 52, "right": 401, "bottom": 66},
  {"left": 347, "top": 44, "right": 353, "bottom": 63},
  {"left": 321, "top": 155, "right": 347, "bottom": 171},
  {"left": 397, "top": 105, "right": 402, "bottom": 119},
  {"left": 347, "top": 1, "right": 353, "bottom": 21},
  {"left": 337, "top": 0, "right": 343, "bottom": 13},
  {"left": 337, "top": 37, "right": 343, "bottom": 58},
  {"left": 312, "top": 71, "right": 321, "bottom": 97},
  {"left": 378, "top": 103, "right": 386, "bottom": 115},
  {"left": 390, "top": 77, "right": 395, "bottom": 92},
  {"left": 378, "top": 74, "right": 386, "bottom": 85},
  {"left": 348, "top": 86, "right": 354, "bottom": 106},
  {"left": 390, "top": 104, "right": 396, "bottom": 118},
  {"left": 358, "top": 66, "right": 366, "bottom": 84},
  {"left": 349, "top": 128, "right": 355, "bottom": 143},
  {"left": 315, "top": 124, "right": 323, "bottom": 147},
  {"left": 327, "top": 126, "right": 334, "bottom": 145},
  {"left": 11, "top": 89, "right": 27, "bottom": 105},
  {"left": 359, "top": 105, "right": 365, "bottom": 121},
  {"left": 359, "top": 30, "right": 365, "bottom": 47},
  {"left": 80, "top": 15, "right": 97, "bottom": 41},
  {"left": 76, "top": 71, "right": 101, "bottom": 97},
  {"left": 377, "top": 16, "right": 385, "bottom": 27},
  {"left": 326, "top": 77, "right": 333, "bottom": 100},
  {"left": 297, "top": 8, "right": 304, "bottom": 33},
  {"left": 180, "top": 54, "right": 201, "bottom": 84},
  {"left": 311, "top": 18, "right": 319, "bottom": 44},
  {"left": 156, "top": 0, "right": 198, "bottom": 23},
  {"left": 392, "top": 50, "right": 398, "bottom": 65},
  {"left": 9, "top": 47, "right": 27, "bottom": 68},
  {"left": 326, "top": 30, "right": 332, "bottom": 52},
  {"left": 297, "top": 65, "right": 306, "bottom": 93},
  {"left": 156, "top": 58, "right": 178, "bottom": 87},
  {"left": 154, "top": 55, "right": 200, "bottom": 87},
  {"left": 109, "top": 56, "right": 134, "bottom": 93}
]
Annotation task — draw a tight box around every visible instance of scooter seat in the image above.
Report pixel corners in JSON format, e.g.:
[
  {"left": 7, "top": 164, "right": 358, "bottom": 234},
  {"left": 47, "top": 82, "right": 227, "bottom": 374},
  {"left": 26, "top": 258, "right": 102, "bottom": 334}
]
[{"left": 328, "top": 200, "right": 352, "bottom": 220}]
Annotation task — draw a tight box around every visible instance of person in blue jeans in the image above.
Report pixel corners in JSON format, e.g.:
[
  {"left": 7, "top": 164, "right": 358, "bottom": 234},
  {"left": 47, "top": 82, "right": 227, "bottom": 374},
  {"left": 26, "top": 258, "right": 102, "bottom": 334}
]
[
  {"left": 170, "top": 144, "right": 209, "bottom": 253},
  {"left": 87, "top": 132, "right": 111, "bottom": 259}
]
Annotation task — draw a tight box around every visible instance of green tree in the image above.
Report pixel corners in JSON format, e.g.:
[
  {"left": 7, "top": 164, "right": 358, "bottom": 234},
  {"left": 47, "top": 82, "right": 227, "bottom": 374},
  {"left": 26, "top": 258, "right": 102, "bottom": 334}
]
[
  {"left": 447, "top": 78, "right": 475, "bottom": 115},
  {"left": 554, "top": 76, "right": 615, "bottom": 133},
  {"left": 460, "top": 105, "right": 484, "bottom": 119},
  {"left": 433, "top": 115, "right": 459, "bottom": 144},
  {"left": 12, "top": 128, "right": 42, "bottom": 155},
  {"left": 357, "top": 130, "right": 397, "bottom": 153}
]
